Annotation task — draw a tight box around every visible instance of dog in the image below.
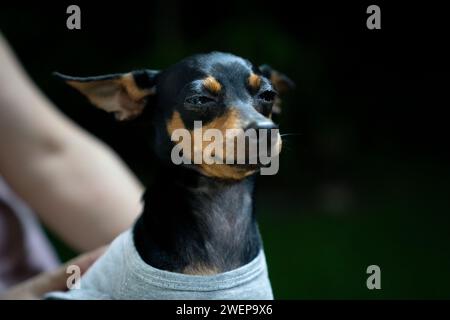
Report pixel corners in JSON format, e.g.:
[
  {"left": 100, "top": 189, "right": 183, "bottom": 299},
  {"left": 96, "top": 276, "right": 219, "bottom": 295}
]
[{"left": 48, "top": 52, "right": 294, "bottom": 299}]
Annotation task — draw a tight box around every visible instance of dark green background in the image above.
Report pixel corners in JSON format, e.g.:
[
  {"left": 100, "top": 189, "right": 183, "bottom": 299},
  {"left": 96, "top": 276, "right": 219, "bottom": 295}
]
[{"left": 1, "top": 1, "right": 449, "bottom": 299}]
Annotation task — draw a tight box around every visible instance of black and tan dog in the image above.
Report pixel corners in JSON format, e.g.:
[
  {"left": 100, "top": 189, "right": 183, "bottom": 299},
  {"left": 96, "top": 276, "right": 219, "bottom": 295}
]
[{"left": 56, "top": 52, "right": 293, "bottom": 276}]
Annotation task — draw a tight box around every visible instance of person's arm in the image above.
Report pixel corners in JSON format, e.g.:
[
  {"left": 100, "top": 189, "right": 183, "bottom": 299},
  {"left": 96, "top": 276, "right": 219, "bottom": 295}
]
[
  {"left": 0, "top": 247, "right": 106, "bottom": 300},
  {"left": 0, "top": 33, "right": 143, "bottom": 251}
]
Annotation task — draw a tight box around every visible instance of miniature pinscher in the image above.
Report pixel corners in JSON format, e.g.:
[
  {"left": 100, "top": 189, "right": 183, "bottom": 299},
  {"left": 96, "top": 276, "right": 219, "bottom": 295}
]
[{"left": 55, "top": 52, "right": 294, "bottom": 275}]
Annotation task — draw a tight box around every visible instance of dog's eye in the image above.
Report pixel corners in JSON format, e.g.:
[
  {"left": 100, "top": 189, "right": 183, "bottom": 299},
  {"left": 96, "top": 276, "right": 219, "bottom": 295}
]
[
  {"left": 258, "top": 90, "right": 277, "bottom": 103},
  {"left": 185, "top": 96, "right": 215, "bottom": 105}
]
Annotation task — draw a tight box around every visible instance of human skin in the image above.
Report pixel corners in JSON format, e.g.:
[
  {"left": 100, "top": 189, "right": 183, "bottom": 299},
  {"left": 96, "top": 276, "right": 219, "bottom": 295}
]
[
  {"left": 0, "top": 32, "right": 143, "bottom": 251},
  {"left": 0, "top": 247, "right": 106, "bottom": 299}
]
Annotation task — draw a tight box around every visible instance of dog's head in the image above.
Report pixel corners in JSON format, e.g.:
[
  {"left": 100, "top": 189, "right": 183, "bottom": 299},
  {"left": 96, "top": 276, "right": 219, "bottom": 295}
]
[{"left": 56, "top": 52, "right": 294, "bottom": 180}]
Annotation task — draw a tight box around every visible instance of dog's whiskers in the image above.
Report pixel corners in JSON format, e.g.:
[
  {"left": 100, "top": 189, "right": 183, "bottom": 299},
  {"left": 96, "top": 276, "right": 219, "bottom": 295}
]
[{"left": 280, "top": 133, "right": 302, "bottom": 137}]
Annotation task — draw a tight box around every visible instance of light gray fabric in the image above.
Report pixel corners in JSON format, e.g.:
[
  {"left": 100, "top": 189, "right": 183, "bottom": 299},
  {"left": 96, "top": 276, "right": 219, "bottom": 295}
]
[{"left": 46, "top": 229, "right": 273, "bottom": 300}]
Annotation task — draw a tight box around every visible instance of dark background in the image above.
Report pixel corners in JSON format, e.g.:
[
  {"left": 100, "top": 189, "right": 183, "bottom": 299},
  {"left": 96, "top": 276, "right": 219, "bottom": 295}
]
[{"left": 1, "top": 1, "right": 449, "bottom": 298}]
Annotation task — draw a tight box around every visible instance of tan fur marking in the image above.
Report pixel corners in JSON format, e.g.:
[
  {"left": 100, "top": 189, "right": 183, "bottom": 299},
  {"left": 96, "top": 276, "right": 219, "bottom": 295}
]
[
  {"left": 202, "top": 76, "right": 222, "bottom": 94},
  {"left": 183, "top": 264, "right": 220, "bottom": 275},
  {"left": 167, "top": 109, "right": 259, "bottom": 180},
  {"left": 166, "top": 111, "right": 186, "bottom": 135},
  {"left": 200, "top": 163, "right": 255, "bottom": 180},
  {"left": 272, "top": 96, "right": 282, "bottom": 114},
  {"left": 270, "top": 72, "right": 291, "bottom": 93},
  {"left": 121, "top": 73, "right": 155, "bottom": 100},
  {"left": 248, "top": 73, "right": 261, "bottom": 91},
  {"left": 66, "top": 73, "right": 154, "bottom": 120},
  {"left": 198, "top": 108, "right": 256, "bottom": 180}
]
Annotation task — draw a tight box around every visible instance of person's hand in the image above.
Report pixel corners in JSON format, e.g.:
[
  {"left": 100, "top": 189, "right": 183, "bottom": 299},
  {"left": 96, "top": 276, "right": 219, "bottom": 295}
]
[{"left": 0, "top": 246, "right": 106, "bottom": 300}]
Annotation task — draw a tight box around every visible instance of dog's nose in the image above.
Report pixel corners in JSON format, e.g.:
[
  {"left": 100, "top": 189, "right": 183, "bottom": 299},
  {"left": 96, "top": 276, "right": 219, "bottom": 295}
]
[
  {"left": 242, "top": 120, "right": 279, "bottom": 161},
  {"left": 244, "top": 121, "right": 278, "bottom": 132},
  {"left": 244, "top": 121, "right": 279, "bottom": 154},
  {"left": 245, "top": 121, "right": 278, "bottom": 143}
]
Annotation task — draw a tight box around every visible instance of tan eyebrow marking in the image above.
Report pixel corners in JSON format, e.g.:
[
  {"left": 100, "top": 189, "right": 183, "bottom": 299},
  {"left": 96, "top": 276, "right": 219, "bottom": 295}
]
[
  {"left": 248, "top": 73, "right": 261, "bottom": 91},
  {"left": 202, "top": 76, "right": 222, "bottom": 94}
]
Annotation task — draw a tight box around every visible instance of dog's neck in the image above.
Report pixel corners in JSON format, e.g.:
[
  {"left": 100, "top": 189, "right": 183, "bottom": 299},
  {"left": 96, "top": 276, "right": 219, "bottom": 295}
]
[{"left": 133, "top": 162, "right": 262, "bottom": 274}]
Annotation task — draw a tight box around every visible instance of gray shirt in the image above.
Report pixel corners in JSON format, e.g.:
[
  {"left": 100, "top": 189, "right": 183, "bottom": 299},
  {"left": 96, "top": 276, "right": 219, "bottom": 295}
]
[{"left": 46, "top": 229, "right": 273, "bottom": 300}]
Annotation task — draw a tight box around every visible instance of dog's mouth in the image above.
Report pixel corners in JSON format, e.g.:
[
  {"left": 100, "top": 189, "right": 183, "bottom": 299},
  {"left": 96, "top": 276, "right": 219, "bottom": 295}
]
[
  {"left": 229, "top": 163, "right": 266, "bottom": 170},
  {"left": 207, "top": 151, "right": 278, "bottom": 167},
  {"left": 197, "top": 137, "right": 282, "bottom": 169}
]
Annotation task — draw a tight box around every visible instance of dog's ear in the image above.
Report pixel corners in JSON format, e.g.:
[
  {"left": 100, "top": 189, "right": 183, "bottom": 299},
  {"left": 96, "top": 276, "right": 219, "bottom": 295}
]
[
  {"left": 258, "top": 64, "right": 295, "bottom": 93},
  {"left": 258, "top": 65, "right": 295, "bottom": 114},
  {"left": 54, "top": 70, "right": 159, "bottom": 120}
]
